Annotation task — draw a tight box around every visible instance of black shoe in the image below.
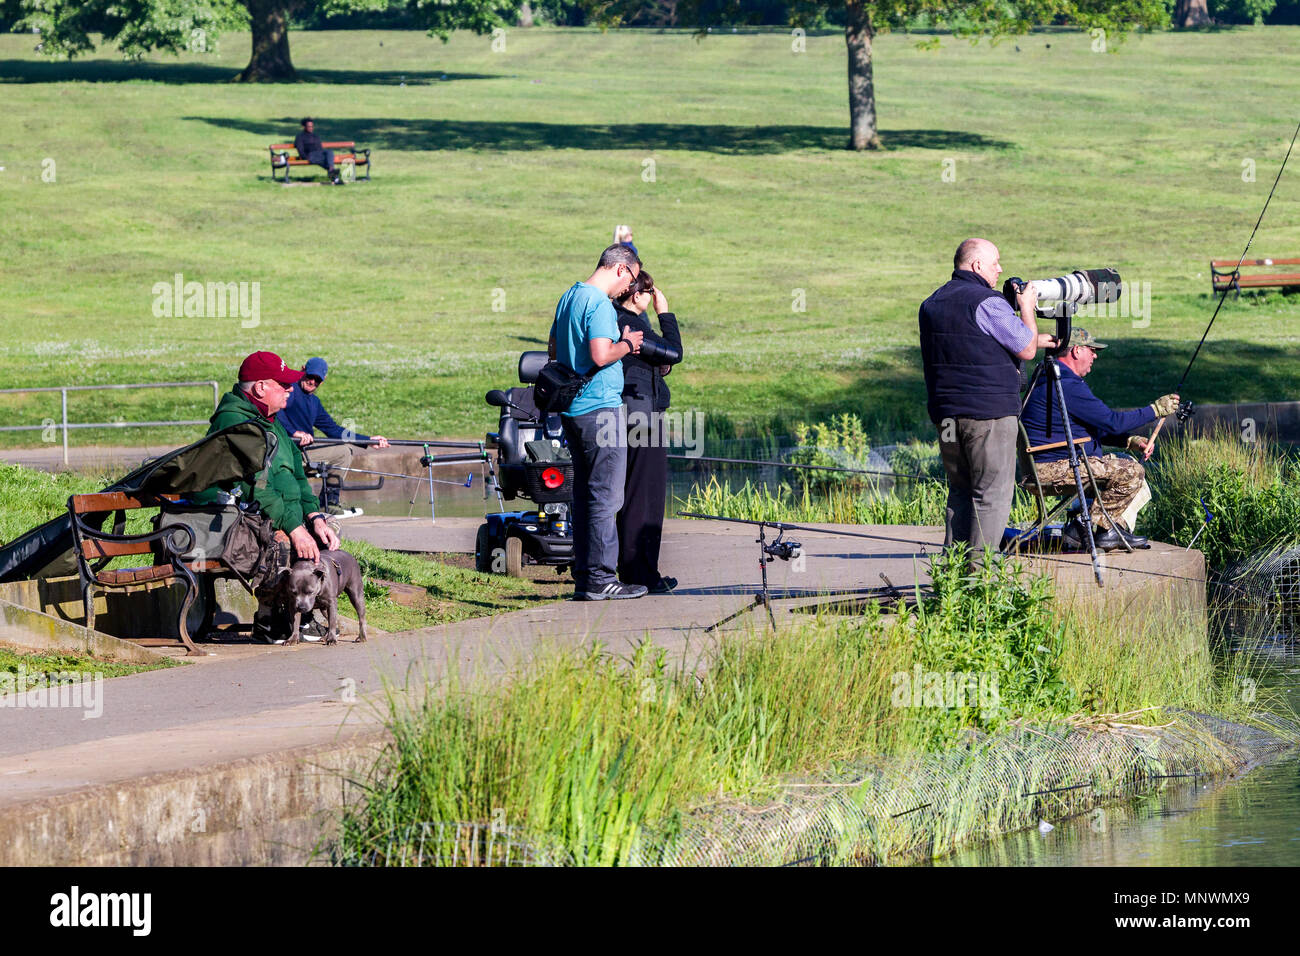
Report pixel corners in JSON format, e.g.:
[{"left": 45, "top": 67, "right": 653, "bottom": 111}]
[
  {"left": 574, "top": 581, "right": 648, "bottom": 601},
  {"left": 1060, "top": 517, "right": 1087, "bottom": 551},
  {"left": 648, "top": 576, "right": 677, "bottom": 594},
  {"left": 1097, "top": 525, "right": 1149, "bottom": 551},
  {"left": 1120, "top": 526, "right": 1149, "bottom": 549}
]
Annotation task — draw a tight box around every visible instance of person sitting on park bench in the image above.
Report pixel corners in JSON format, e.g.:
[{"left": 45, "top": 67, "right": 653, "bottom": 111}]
[
  {"left": 294, "top": 117, "right": 343, "bottom": 185},
  {"left": 190, "top": 351, "right": 340, "bottom": 643},
  {"left": 281, "top": 357, "right": 389, "bottom": 516},
  {"left": 1020, "top": 327, "right": 1179, "bottom": 552}
]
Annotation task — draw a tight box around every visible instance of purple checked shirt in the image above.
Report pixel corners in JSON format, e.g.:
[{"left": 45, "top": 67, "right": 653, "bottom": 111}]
[{"left": 974, "top": 296, "right": 1033, "bottom": 356}]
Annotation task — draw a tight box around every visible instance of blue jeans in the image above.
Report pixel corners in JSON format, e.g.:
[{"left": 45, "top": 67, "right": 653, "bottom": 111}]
[{"left": 562, "top": 406, "right": 626, "bottom": 591}]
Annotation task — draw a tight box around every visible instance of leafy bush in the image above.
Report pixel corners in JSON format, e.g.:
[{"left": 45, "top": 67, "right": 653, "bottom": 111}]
[
  {"left": 788, "top": 413, "right": 875, "bottom": 493},
  {"left": 904, "top": 547, "right": 1074, "bottom": 746}
]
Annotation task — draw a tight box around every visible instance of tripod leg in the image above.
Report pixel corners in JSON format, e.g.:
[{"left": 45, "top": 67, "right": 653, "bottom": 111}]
[
  {"left": 1081, "top": 456, "right": 1133, "bottom": 553},
  {"left": 706, "top": 595, "right": 765, "bottom": 633},
  {"left": 1049, "top": 359, "right": 1104, "bottom": 586}
]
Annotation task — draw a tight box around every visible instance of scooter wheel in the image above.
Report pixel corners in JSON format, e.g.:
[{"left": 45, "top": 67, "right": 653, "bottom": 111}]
[{"left": 475, "top": 524, "right": 492, "bottom": 573}]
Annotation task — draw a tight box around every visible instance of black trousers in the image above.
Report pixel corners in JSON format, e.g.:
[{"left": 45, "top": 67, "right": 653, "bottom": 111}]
[
  {"left": 306, "top": 149, "right": 336, "bottom": 174},
  {"left": 616, "top": 414, "right": 669, "bottom": 586}
]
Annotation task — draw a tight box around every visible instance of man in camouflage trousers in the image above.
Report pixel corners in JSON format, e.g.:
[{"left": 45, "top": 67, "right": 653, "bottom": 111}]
[{"left": 1020, "top": 328, "right": 1179, "bottom": 552}]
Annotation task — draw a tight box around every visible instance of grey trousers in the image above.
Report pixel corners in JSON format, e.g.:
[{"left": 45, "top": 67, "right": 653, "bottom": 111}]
[
  {"left": 937, "top": 415, "right": 1019, "bottom": 552},
  {"left": 308, "top": 441, "right": 355, "bottom": 479},
  {"left": 562, "top": 406, "right": 627, "bottom": 592}
]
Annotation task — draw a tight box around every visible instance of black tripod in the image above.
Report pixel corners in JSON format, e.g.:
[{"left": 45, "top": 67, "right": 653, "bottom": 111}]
[{"left": 1007, "top": 302, "right": 1129, "bottom": 586}]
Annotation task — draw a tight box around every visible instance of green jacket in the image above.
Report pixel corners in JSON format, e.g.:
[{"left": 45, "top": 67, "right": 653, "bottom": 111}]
[{"left": 191, "top": 387, "right": 319, "bottom": 533}]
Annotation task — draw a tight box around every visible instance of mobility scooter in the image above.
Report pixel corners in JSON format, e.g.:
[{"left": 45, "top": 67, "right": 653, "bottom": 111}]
[{"left": 475, "top": 351, "right": 575, "bottom": 577}]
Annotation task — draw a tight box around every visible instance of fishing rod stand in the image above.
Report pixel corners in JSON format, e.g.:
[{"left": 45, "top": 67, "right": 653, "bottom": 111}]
[
  {"left": 679, "top": 512, "right": 933, "bottom": 632},
  {"left": 704, "top": 521, "right": 801, "bottom": 634}
]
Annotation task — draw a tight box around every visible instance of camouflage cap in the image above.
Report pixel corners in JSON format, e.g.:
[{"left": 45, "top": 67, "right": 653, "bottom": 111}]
[{"left": 1068, "top": 327, "right": 1108, "bottom": 350}]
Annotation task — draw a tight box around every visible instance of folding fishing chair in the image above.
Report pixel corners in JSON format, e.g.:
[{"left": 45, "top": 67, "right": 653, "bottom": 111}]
[{"left": 1003, "top": 419, "right": 1132, "bottom": 555}]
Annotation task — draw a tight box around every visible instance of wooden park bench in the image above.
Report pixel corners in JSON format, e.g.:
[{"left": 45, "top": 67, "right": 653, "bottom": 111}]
[
  {"left": 1211, "top": 257, "right": 1300, "bottom": 294},
  {"left": 267, "top": 142, "right": 372, "bottom": 183},
  {"left": 68, "top": 491, "right": 258, "bottom": 656}
]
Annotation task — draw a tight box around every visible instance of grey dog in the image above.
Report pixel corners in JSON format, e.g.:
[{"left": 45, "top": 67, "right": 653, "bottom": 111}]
[{"left": 274, "top": 550, "right": 368, "bottom": 646}]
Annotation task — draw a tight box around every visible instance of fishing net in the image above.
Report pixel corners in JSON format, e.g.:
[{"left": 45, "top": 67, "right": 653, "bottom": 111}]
[
  {"left": 1214, "top": 545, "right": 1300, "bottom": 639},
  {"left": 340, "top": 712, "right": 1297, "bottom": 867},
  {"left": 630, "top": 712, "right": 1298, "bottom": 866}
]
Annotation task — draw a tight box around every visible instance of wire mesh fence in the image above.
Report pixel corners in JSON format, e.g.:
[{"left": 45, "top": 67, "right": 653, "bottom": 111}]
[{"left": 336, "top": 712, "right": 1298, "bottom": 867}]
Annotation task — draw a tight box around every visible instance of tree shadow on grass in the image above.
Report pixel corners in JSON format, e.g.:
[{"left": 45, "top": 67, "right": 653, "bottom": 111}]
[
  {"left": 189, "top": 115, "right": 1012, "bottom": 154},
  {"left": 0, "top": 59, "right": 498, "bottom": 85}
]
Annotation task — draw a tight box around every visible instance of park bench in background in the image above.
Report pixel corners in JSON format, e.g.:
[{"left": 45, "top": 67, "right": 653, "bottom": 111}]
[
  {"left": 268, "top": 142, "right": 372, "bottom": 183},
  {"left": 1211, "top": 257, "right": 1300, "bottom": 294},
  {"left": 68, "top": 491, "right": 255, "bottom": 656}
]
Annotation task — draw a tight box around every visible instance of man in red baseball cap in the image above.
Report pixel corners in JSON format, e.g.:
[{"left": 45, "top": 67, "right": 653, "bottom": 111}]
[
  {"left": 237, "top": 350, "right": 305, "bottom": 389},
  {"left": 192, "top": 350, "right": 340, "bottom": 643}
]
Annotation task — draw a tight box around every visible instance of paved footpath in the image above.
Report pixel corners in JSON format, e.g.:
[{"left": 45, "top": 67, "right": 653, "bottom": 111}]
[{"left": 0, "top": 515, "right": 1200, "bottom": 812}]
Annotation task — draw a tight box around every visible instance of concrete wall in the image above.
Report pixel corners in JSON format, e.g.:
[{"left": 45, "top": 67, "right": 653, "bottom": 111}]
[
  {"left": 1160, "top": 400, "right": 1300, "bottom": 442},
  {"left": 0, "top": 575, "right": 254, "bottom": 658},
  {"left": 0, "top": 578, "right": 167, "bottom": 664},
  {"left": 0, "top": 734, "right": 387, "bottom": 866}
]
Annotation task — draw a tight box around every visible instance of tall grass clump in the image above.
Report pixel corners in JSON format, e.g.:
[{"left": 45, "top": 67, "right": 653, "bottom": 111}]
[
  {"left": 336, "top": 551, "right": 1206, "bottom": 866},
  {"left": 1141, "top": 429, "right": 1300, "bottom": 571}
]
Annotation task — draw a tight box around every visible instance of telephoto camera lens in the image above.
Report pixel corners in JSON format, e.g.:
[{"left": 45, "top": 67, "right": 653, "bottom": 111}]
[{"left": 1027, "top": 268, "right": 1121, "bottom": 305}]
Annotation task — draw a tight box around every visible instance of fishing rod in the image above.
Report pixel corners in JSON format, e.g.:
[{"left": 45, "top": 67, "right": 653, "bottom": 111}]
[
  {"left": 344, "top": 465, "right": 476, "bottom": 488},
  {"left": 1149, "top": 114, "right": 1300, "bottom": 452},
  {"left": 668, "top": 453, "right": 942, "bottom": 484},
  {"left": 678, "top": 511, "right": 937, "bottom": 549},
  {"left": 308, "top": 438, "right": 484, "bottom": 449}
]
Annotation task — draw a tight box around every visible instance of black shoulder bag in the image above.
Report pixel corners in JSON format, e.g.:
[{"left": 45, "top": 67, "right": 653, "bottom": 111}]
[{"left": 533, "top": 360, "right": 595, "bottom": 414}]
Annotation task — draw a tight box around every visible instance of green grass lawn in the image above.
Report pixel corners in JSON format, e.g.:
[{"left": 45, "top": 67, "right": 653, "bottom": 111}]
[{"left": 2, "top": 25, "right": 1299, "bottom": 450}]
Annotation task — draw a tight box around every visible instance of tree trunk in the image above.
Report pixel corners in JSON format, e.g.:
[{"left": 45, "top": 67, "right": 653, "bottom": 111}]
[
  {"left": 1174, "top": 0, "right": 1211, "bottom": 27},
  {"left": 237, "top": 0, "right": 296, "bottom": 82},
  {"left": 845, "top": 1, "right": 880, "bottom": 150}
]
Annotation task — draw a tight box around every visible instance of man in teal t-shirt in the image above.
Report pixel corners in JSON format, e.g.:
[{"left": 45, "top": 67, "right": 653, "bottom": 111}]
[{"left": 548, "top": 245, "right": 647, "bottom": 600}]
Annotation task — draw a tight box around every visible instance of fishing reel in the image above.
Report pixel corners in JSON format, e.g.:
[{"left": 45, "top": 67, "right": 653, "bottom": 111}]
[
  {"left": 1176, "top": 399, "right": 1195, "bottom": 423},
  {"left": 762, "top": 529, "right": 803, "bottom": 562}
]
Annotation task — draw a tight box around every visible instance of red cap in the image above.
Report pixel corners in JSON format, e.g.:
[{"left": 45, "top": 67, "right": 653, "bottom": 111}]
[{"left": 238, "top": 351, "right": 303, "bottom": 387}]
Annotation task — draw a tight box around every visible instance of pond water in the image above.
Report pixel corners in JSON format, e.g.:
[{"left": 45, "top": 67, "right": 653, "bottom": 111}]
[
  {"left": 936, "top": 642, "right": 1300, "bottom": 867},
  {"left": 332, "top": 433, "right": 925, "bottom": 521}
]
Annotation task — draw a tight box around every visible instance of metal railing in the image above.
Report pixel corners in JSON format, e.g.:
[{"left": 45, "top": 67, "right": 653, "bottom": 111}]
[{"left": 0, "top": 381, "right": 220, "bottom": 464}]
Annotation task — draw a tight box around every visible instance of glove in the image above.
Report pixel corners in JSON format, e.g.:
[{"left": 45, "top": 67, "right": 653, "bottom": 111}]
[
  {"left": 1150, "top": 394, "right": 1179, "bottom": 417},
  {"left": 1125, "top": 435, "right": 1148, "bottom": 455}
]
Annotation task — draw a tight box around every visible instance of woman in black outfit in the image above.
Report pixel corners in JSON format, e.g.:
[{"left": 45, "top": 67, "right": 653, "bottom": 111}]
[{"left": 613, "top": 270, "right": 683, "bottom": 594}]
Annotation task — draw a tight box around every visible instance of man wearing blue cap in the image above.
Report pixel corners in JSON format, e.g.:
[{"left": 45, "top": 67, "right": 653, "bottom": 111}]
[{"left": 282, "top": 357, "right": 389, "bottom": 516}]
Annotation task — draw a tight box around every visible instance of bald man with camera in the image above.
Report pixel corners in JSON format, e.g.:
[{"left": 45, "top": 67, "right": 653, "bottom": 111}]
[{"left": 919, "top": 238, "right": 1058, "bottom": 552}]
